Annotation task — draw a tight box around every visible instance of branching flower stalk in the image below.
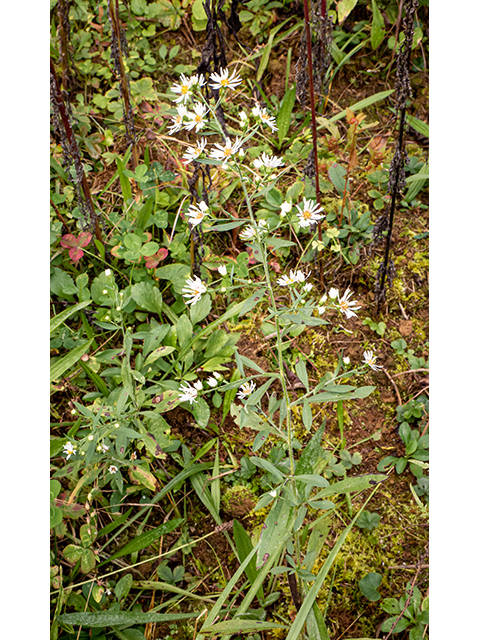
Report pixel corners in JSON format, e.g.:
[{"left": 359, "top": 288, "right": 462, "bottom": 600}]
[
  {"left": 50, "top": 58, "right": 102, "bottom": 242},
  {"left": 167, "top": 71, "right": 383, "bottom": 628},
  {"left": 374, "top": 0, "right": 419, "bottom": 309}
]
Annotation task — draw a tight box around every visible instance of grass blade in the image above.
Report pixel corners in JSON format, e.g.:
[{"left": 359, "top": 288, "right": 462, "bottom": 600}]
[
  {"left": 50, "top": 300, "right": 92, "bottom": 334},
  {"left": 50, "top": 338, "right": 94, "bottom": 382}
]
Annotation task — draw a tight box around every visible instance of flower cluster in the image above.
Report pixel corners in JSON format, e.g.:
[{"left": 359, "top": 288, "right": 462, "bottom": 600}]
[
  {"left": 178, "top": 380, "right": 203, "bottom": 404},
  {"left": 277, "top": 269, "right": 310, "bottom": 287}
]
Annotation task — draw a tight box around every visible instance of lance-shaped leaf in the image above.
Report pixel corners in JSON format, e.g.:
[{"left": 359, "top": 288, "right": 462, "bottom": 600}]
[
  {"left": 256, "top": 496, "right": 295, "bottom": 569},
  {"left": 104, "top": 518, "right": 183, "bottom": 563}
]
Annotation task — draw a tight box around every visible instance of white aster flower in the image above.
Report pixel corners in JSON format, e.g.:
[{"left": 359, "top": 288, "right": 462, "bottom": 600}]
[
  {"left": 329, "top": 288, "right": 339, "bottom": 299},
  {"left": 210, "top": 136, "right": 243, "bottom": 161},
  {"left": 268, "top": 489, "right": 277, "bottom": 498},
  {"left": 293, "top": 269, "right": 309, "bottom": 283},
  {"left": 239, "top": 225, "right": 257, "bottom": 241},
  {"left": 168, "top": 104, "right": 189, "bottom": 134},
  {"left": 334, "top": 289, "right": 361, "bottom": 319},
  {"left": 182, "top": 276, "right": 207, "bottom": 306},
  {"left": 252, "top": 103, "right": 278, "bottom": 131},
  {"left": 183, "top": 138, "right": 207, "bottom": 164},
  {"left": 104, "top": 269, "right": 111, "bottom": 276},
  {"left": 280, "top": 201, "right": 292, "bottom": 217},
  {"left": 218, "top": 264, "right": 227, "bottom": 276},
  {"left": 258, "top": 219, "right": 269, "bottom": 230},
  {"left": 239, "top": 110, "right": 248, "bottom": 128},
  {"left": 296, "top": 198, "right": 325, "bottom": 228},
  {"left": 261, "top": 152, "right": 284, "bottom": 169},
  {"left": 303, "top": 282, "right": 313, "bottom": 292},
  {"left": 277, "top": 270, "right": 296, "bottom": 286},
  {"left": 209, "top": 67, "right": 242, "bottom": 90},
  {"left": 178, "top": 382, "right": 199, "bottom": 404},
  {"left": 206, "top": 372, "right": 222, "bottom": 387},
  {"left": 253, "top": 157, "right": 263, "bottom": 170},
  {"left": 184, "top": 102, "right": 209, "bottom": 133},
  {"left": 189, "top": 73, "right": 206, "bottom": 89},
  {"left": 237, "top": 381, "right": 256, "bottom": 399},
  {"left": 63, "top": 441, "right": 77, "bottom": 460},
  {"left": 186, "top": 200, "right": 209, "bottom": 226},
  {"left": 171, "top": 74, "right": 195, "bottom": 103},
  {"left": 343, "top": 356, "right": 350, "bottom": 365},
  {"left": 363, "top": 350, "right": 382, "bottom": 371},
  {"left": 108, "top": 465, "right": 118, "bottom": 474},
  {"left": 317, "top": 306, "right": 326, "bottom": 314}
]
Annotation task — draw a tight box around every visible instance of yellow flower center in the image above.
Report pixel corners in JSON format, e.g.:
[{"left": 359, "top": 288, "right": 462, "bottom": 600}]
[
  {"left": 221, "top": 78, "right": 228, "bottom": 86},
  {"left": 304, "top": 210, "right": 312, "bottom": 219},
  {"left": 181, "top": 85, "right": 189, "bottom": 94},
  {"left": 195, "top": 114, "right": 202, "bottom": 122}
]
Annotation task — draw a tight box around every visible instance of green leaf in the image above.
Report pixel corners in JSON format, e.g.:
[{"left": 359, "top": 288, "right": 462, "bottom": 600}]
[
  {"left": 176, "top": 313, "right": 193, "bottom": 349},
  {"left": 250, "top": 457, "right": 286, "bottom": 483},
  {"left": 154, "top": 263, "right": 191, "bottom": 294},
  {"left": 337, "top": 0, "right": 359, "bottom": 22},
  {"left": 256, "top": 496, "right": 295, "bottom": 569},
  {"left": 295, "top": 359, "right": 309, "bottom": 390},
  {"left": 233, "top": 520, "right": 264, "bottom": 599},
  {"left": 359, "top": 572, "right": 382, "bottom": 601},
  {"left": 328, "top": 163, "right": 347, "bottom": 195},
  {"left": 50, "top": 339, "right": 94, "bottom": 382},
  {"left": 202, "top": 620, "right": 288, "bottom": 635},
  {"left": 144, "top": 346, "right": 176, "bottom": 366},
  {"left": 302, "top": 400, "right": 312, "bottom": 431},
  {"left": 209, "top": 219, "right": 246, "bottom": 232},
  {"left": 317, "top": 474, "right": 386, "bottom": 498},
  {"left": 294, "top": 474, "right": 329, "bottom": 488},
  {"left": 131, "top": 282, "right": 163, "bottom": 315},
  {"left": 190, "top": 292, "right": 211, "bottom": 326},
  {"left": 405, "top": 114, "right": 429, "bottom": 138},
  {"left": 237, "top": 287, "right": 267, "bottom": 317},
  {"left": 50, "top": 300, "right": 92, "bottom": 334},
  {"left": 190, "top": 397, "right": 210, "bottom": 428},
  {"left": 328, "top": 90, "right": 394, "bottom": 124},
  {"left": 57, "top": 611, "right": 201, "bottom": 627},
  {"left": 105, "top": 518, "right": 183, "bottom": 562},
  {"left": 277, "top": 84, "right": 297, "bottom": 145},
  {"left": 370, "top": 0, "right": 385, "bottom": 50}
]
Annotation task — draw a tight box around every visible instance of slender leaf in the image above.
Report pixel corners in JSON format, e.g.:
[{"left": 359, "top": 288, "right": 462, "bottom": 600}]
[
  {"left": 50, "top": 339, "right": 94, "bottom": 382},
  {"left": 57, "top": 611, "right": 201, "bottom": 627},
  {"left": 50, "top": 300, "right": 92, "bottom": 334},
  {"left": 277, "top": 84, "right": 297, "bottom": 144},
  {"left": 103, "top": 518, "right": 183, "bottom": 563}
]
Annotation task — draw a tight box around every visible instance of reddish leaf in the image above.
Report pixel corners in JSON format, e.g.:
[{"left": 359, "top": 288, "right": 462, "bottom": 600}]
[
  {"left": 144, "top": 247, "right": 169, "bottom": 269},
  {"left": 60, "top": 232, "right": 92, "bottom": 264}
]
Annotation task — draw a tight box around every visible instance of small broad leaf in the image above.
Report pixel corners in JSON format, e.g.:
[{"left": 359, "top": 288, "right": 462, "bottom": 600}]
[
  {"left": 131, "top": 282, "right": 163, "bottom": 315},
  {"left": 359, "top": 572, "right": 382, "bottom": 601}
]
